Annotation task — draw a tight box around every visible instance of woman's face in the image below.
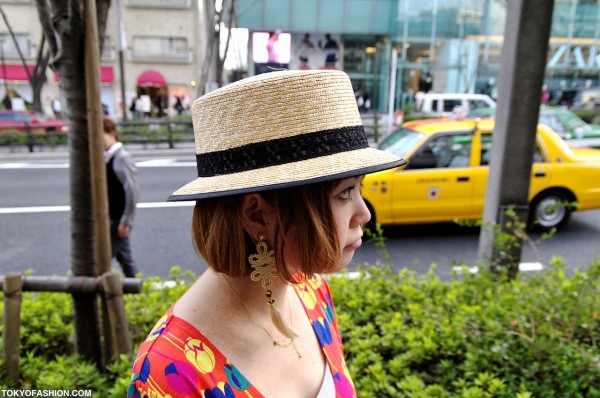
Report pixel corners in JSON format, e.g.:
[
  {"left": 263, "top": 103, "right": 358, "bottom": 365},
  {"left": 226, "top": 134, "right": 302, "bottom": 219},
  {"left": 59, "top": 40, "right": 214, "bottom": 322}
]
[
  {"left": 278, "top": 176, "right": 371, "bottom": 275},
  {"left": 329, "top": 176, "right": 371, "bottom": 271}
]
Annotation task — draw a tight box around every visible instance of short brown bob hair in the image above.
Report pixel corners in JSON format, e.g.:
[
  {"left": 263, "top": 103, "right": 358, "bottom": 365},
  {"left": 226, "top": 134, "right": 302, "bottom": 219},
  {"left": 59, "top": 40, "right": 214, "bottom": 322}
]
[
  {"left": 191, "top": 180, "right": 341, "bottom": 281},
  {"left": 102, "top": 116, "right": 117, "bottom": 137}
]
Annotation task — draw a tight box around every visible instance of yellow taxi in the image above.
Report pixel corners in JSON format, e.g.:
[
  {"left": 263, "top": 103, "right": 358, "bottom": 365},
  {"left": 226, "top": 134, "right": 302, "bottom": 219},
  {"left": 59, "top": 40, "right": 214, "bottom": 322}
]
[{"left": 363, "top": 119, "right": 600, "bottom": 231}]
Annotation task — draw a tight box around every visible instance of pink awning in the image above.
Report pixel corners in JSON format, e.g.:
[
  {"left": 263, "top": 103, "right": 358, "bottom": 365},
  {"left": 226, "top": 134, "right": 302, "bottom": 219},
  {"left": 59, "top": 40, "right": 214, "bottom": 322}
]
[
  {"left": 0, "top": 64, "right": 35, "bottom": 81},
  {"left": 53, "top": 66, "right": 114, "bottom": 84},
  {"left": 137, "top": 70, "right": 166, "bottom": 87},
  {"left": 100, "top": 66, "right": 114, "bottom": 83}
]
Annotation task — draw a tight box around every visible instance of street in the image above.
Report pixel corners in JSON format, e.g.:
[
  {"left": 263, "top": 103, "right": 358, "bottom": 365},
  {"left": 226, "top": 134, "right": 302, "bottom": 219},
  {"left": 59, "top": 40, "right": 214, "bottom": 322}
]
[{"left": 1, "top": 149, "right": 599, "bottom": 280}]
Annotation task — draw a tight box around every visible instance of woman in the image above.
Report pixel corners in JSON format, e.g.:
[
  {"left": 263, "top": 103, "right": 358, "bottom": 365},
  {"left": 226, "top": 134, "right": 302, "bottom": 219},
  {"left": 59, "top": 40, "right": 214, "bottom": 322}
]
[{"left": 129, "top": 70, "right": 405, "bottom": 398}]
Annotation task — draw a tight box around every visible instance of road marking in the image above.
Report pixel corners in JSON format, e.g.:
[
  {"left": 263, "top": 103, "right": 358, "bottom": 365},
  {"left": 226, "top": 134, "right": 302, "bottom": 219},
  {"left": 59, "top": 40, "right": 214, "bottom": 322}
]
[
  {"left": 0, "top": 201, "right": 194, "bottom": 214},
  {"left": 136, "top": 159, "right": 196, "bottom": 167},
  {"left": 0, "top": 159, "right": 196, "bottom": 169},
  {"left": 452, "top": 262, "right": 544, "bottom": 274},
  {"left": 0, "top": 162, "right": 69, "bottom": 169}
]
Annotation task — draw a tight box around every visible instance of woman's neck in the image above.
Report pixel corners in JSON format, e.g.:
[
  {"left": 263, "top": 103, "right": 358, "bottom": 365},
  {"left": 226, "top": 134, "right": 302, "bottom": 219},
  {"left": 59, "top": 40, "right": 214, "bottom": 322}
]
[{"left": 215, "top": 269, "right": 294, "bottom": 328}]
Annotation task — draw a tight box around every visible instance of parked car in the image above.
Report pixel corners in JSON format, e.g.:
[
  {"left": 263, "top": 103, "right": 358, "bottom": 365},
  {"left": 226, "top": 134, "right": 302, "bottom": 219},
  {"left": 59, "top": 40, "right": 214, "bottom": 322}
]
[
  {"left": 467, "top": 106, "right": 600, "bottom": 148},
  {"left": 0, "top": 110, "right": 68, "bottom": 134},
  {"left": 416, "top": 93, "right": 496, "bottom": 117},
  {"left": 572, "top": 86, "right": 600, "bottom": 111},
  {"left": 362, "top": 119, "right": 600, "bottom": 231}
]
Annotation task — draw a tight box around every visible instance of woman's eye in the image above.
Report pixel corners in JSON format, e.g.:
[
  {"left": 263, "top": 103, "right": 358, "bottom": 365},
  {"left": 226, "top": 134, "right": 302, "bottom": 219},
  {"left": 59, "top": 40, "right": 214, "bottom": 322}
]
[{"left": 338, "top": 186, "right": 354, "bottom": 200}]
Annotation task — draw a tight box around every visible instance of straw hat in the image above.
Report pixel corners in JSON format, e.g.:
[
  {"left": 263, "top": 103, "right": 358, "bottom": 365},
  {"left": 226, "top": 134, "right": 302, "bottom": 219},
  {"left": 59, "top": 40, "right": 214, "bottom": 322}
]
[{"left": 169, "top": 70, "right": 406, "bottom": 201}]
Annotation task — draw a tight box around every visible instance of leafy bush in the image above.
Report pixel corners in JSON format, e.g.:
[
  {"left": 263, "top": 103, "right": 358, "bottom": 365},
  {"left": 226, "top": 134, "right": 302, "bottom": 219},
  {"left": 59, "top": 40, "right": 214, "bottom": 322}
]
[
  {"left": 328, "top": 260, "right": 600, "bottom": 397},
  {"left": 2, "top": 263, "right": 600, "bottom": 396}
]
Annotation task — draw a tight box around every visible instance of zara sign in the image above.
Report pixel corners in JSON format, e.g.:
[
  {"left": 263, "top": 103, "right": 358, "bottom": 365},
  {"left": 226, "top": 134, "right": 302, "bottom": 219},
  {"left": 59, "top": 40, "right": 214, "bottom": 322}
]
[{"left": 547, "top": 44, "right": 600, "bottom": 70}]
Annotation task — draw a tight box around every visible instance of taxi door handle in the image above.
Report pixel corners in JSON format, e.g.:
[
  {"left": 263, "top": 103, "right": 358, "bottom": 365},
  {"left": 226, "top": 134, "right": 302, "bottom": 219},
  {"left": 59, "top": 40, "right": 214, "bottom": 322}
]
[
  {"left": 457, "top": 176, "right": 470, "bottom": 182},
  {"left": 534, "top": 170, "right": 546, "bottom": 177}
]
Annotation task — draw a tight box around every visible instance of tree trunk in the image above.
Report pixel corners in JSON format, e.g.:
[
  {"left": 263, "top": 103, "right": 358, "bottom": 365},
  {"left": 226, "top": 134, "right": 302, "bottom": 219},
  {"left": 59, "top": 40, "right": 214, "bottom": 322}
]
[{"left": 34, "top": 0, "right": 111, "bottom": 366}]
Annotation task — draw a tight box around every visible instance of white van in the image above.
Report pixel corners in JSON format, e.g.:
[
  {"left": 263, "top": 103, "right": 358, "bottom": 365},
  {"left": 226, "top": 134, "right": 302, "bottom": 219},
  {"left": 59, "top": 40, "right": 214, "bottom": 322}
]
[{"left": 416, "top": 93, "right": 496, "bottom": 117}]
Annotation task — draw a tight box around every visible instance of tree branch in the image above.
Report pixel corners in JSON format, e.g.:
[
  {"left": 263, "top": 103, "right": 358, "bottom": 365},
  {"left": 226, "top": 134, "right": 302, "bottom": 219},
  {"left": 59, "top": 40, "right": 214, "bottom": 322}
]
[
  {"left": 95, "top": 0, "right": 111, "bottom": 53},
  {"left": 34, "top": 0, "right": 57, "bottom": 57}
]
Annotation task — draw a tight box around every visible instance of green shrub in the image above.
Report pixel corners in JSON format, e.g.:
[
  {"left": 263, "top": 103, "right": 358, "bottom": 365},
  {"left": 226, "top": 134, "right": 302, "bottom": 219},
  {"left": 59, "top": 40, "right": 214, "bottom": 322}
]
[
  {"left": 2, "top": 264, "right": 600, "bottom": 396},
  {"left": 327, "top": 260, "right": 600, "bottom": 397}
]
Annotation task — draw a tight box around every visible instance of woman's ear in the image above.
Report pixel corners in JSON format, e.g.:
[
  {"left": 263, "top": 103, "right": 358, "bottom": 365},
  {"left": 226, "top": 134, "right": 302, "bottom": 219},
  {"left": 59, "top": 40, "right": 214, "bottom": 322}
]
[{"left": 240, "top": 193, "right": 274, "bottom": 239}]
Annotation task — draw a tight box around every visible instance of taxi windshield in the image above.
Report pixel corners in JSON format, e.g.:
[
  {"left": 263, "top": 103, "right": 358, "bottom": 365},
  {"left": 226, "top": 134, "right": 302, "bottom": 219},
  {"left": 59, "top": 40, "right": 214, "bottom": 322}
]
[{"left": 378, "top": 127, "right": 424, "bottom": 158}]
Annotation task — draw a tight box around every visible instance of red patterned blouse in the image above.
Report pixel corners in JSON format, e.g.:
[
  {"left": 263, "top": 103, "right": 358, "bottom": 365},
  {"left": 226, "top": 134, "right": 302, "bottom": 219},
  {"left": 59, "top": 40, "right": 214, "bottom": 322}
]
[{"left": 128, "top": 274, "right": 356, "bottom": 398}]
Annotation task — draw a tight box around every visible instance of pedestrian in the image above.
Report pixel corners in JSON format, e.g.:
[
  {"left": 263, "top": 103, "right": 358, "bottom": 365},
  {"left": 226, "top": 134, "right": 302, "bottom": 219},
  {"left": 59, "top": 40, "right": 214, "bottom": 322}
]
[
  {"left": 52, "top": 97, "right": 62, "bottom": 118},
  {"left": 103, "top": 116, "right": 140, "bottom": 278},
  {"left": 266, "top": 31, "right": 280, "bottom": 66},
  {"left": 173, "top": 96, "right": 184, "bottom": 115},
  {"left": 297, "top": 33, "right": 315, "bottom": 69},
  {"left": 322, "top": 33, "right": 339, "bottom": 67},
  {"left": 541, "top": 84, "right": 550, "bottom": 105},
  {"left": 128, "top": 70, "right": 405, "bottom": 397},
  {"left": 129, "top": 97, "right": 138, "bottom": 119}
]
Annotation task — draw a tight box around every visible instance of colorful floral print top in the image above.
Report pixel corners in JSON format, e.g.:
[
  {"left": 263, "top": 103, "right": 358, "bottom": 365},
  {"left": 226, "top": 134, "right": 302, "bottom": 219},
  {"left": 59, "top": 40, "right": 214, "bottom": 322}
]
[{"left": 128, "top": 274, "right": 356, "bottom": 398}]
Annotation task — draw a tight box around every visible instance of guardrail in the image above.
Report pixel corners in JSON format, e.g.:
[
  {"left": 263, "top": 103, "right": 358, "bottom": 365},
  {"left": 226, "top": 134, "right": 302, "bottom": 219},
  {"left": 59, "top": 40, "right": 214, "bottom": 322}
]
[
  {"left": 0, "top": 115, "right": 391, "bottom": 153},
  {"left": 0, "top": 118, "right": 196, "bottom": 153},
  {"left": 117, "top": 119, "right": 194, "bottom": 149},
  {"left": 0, "top": 122, "right": 68, "bottom": 153}
]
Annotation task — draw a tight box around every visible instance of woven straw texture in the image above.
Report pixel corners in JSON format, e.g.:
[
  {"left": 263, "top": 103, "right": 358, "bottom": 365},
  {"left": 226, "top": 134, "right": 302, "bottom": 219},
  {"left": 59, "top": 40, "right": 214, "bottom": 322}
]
[
  {"left": 169, "top": 69, "right": 405, "bottom": 200},
  {"left": 191, "top": 70, "right": 362, "bottom": 154}
]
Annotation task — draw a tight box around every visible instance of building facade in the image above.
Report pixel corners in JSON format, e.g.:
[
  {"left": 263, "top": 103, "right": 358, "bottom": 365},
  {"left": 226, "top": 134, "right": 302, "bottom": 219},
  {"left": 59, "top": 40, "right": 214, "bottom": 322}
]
[
  {"left": 238, "top": 0, "right": 600, "bottom": 113},
  {"left": 0, "top": 0, "right": 207, "bottom": 119}
]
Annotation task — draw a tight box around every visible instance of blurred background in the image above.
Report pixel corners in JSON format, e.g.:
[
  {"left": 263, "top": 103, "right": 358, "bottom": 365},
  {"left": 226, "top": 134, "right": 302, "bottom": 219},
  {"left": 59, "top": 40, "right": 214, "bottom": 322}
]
[{"left": 0, "top": 0, "right": 599, "bottom": 123}]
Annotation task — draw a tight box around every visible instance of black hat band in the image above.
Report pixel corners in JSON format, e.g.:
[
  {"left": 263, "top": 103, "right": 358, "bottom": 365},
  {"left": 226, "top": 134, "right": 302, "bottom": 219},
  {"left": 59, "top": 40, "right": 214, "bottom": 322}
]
[{"left": 196, "top": 125, "right": 368, "bottom": 177}]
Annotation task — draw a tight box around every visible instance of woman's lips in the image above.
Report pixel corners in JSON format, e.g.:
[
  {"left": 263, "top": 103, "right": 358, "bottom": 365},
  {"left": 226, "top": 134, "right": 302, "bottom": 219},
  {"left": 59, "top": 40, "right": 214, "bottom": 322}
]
[{"left": 348, "top": 238, "right": 362, "bottom": 250}]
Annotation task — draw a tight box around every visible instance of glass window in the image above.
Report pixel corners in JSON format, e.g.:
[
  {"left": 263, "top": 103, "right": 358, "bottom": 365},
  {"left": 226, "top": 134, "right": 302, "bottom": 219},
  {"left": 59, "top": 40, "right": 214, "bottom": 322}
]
[
  {"left": 469, "top": 99, "right": 492, "bottom": 110},
  {"left": 132, "top": 36, "right": 188, "bottom": 60},
  {"left": 14, "top": 112, "right": 31, "bottom": 122},
  {"left": 411, "top": 133, "right": 473, "bottom": 169},
  {"left": 480, "top": 134, "right": 545, "bottom": 166},
  {"left": 126, "top": 0, "right": 191, "bottom": 8},
  {"left": 319, "top": 0, "right": 344, "bottom": 32},
  {"left": 378, "top": 127, "right": 425, "bottom": 159},
  {"left": 443, "top": 99, "right": 462, "bottom": 112},
  {"left": 0, "top": 33, "right": 32, "bottom": 58},
  {"left": 265, "top": 0, "right": 290, "bottom": 30},
  {"left": 293, "top": 0, "right": 318, "bottom": 31},
  {"left": 101, "top": 35, "right": 113, "bottom": 61},
  {"left": 346, "top": 0, "right": 374, "bottom": 32}
]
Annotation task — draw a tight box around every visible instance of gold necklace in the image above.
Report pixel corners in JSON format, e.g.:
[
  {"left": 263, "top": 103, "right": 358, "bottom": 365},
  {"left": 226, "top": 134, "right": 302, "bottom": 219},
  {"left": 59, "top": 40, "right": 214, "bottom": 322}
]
[{"left": 221, "top": 274, "right": 302, "bottom": 359}]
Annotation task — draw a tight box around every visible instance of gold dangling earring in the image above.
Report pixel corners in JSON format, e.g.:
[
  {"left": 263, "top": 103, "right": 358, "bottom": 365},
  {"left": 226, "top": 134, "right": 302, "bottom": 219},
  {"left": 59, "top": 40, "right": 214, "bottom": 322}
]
[{"left": 249, "top": 235, "right": 298, "bottom": 339}]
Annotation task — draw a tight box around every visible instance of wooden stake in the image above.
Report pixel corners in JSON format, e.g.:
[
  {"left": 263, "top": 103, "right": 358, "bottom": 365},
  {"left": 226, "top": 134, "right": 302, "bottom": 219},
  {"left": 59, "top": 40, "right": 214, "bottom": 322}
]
[
  {"left": 3, "top": 274, "right": 23, "bottom": 384},
  {"left": 102, "top": 272, "right": 133, "bottom": 359},
  {"left": 84, "top": 0, "right": 115, "bottom": 364}
]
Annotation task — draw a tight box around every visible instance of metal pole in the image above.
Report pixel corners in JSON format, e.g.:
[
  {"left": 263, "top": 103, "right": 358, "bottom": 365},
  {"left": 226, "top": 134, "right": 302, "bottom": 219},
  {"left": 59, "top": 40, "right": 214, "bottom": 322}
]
[
  {"left": 0, "top": 37, "right": 9, "bottom": 100},
  {"left": 477, "top": 0, "right": 555, "bottom": 277},
  {"left": 115, "top": 0, "right": 128, "bottom": 121},
  {"left": 387, "top": 47, "right": 397, "bottom": 136}
]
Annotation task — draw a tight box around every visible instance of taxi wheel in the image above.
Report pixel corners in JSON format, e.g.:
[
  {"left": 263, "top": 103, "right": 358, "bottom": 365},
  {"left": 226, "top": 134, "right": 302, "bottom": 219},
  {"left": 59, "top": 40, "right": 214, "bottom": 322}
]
[{"left": 529, "top": 190, "right": 573, "bottom": 232}]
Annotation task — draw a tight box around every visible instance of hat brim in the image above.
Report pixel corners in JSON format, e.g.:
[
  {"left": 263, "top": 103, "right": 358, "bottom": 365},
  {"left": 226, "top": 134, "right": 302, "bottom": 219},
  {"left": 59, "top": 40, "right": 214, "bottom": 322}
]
[{"left": 168, "top": 147, "right": 406, "bottom": 201}]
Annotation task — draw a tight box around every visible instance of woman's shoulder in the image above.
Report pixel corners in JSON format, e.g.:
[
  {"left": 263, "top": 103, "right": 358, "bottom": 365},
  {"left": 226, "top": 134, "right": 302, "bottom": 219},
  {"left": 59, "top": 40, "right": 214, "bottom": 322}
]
[{"left": 128, "top": 306, "right": 259, "bottom": 398}]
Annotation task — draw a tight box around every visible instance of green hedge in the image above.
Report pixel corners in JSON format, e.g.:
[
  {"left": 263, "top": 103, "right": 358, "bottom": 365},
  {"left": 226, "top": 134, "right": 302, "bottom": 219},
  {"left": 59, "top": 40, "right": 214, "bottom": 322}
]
[{"left": 1, "top": 262, "right": 599, "bottom": 396}]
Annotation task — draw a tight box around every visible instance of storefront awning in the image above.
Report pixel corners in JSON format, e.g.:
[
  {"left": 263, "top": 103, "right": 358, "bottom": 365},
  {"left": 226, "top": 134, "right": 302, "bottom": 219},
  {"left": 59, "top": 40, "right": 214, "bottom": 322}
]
[
  {"left": 0, "top": 64, "right": 35, "bottom": 82},
  {"left": 137, "top": 70, "right": 166, "bottom": 87},
  {"left": 53, "top": 66, "right": 114, "bottom": 84}
]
